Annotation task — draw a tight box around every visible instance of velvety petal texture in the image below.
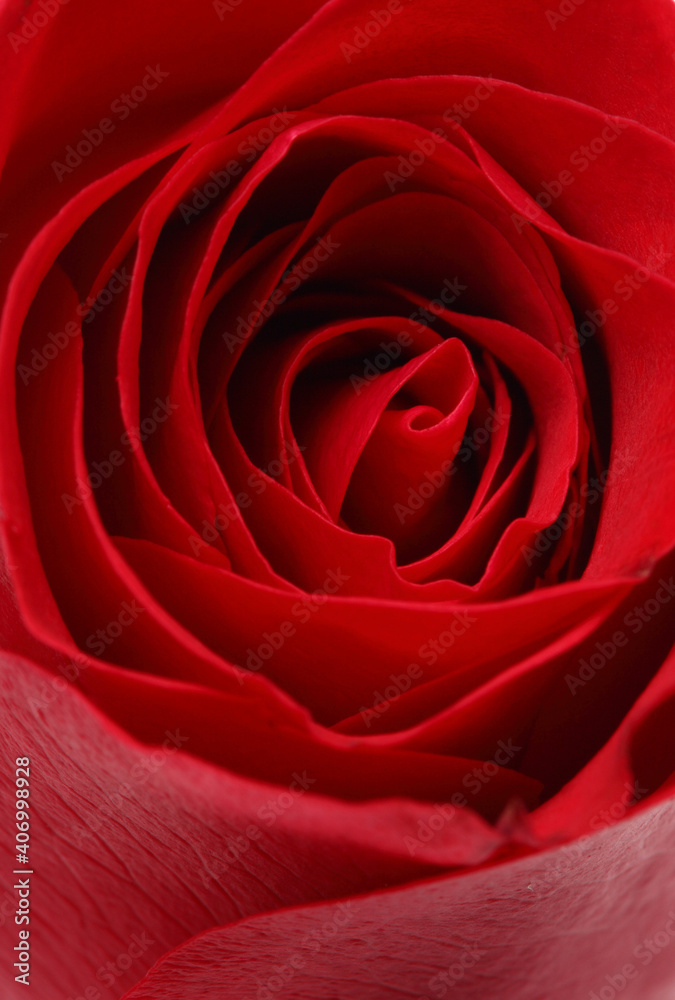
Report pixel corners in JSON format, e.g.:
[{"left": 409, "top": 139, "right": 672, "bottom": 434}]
[{"left": 0, "top": 0, "right": 673, "bottom": 997}]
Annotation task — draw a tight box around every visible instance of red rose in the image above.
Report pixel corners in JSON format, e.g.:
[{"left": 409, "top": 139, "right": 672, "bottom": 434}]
[{"left": 1, "top": 0, "right": 674, "bottom": 997}]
